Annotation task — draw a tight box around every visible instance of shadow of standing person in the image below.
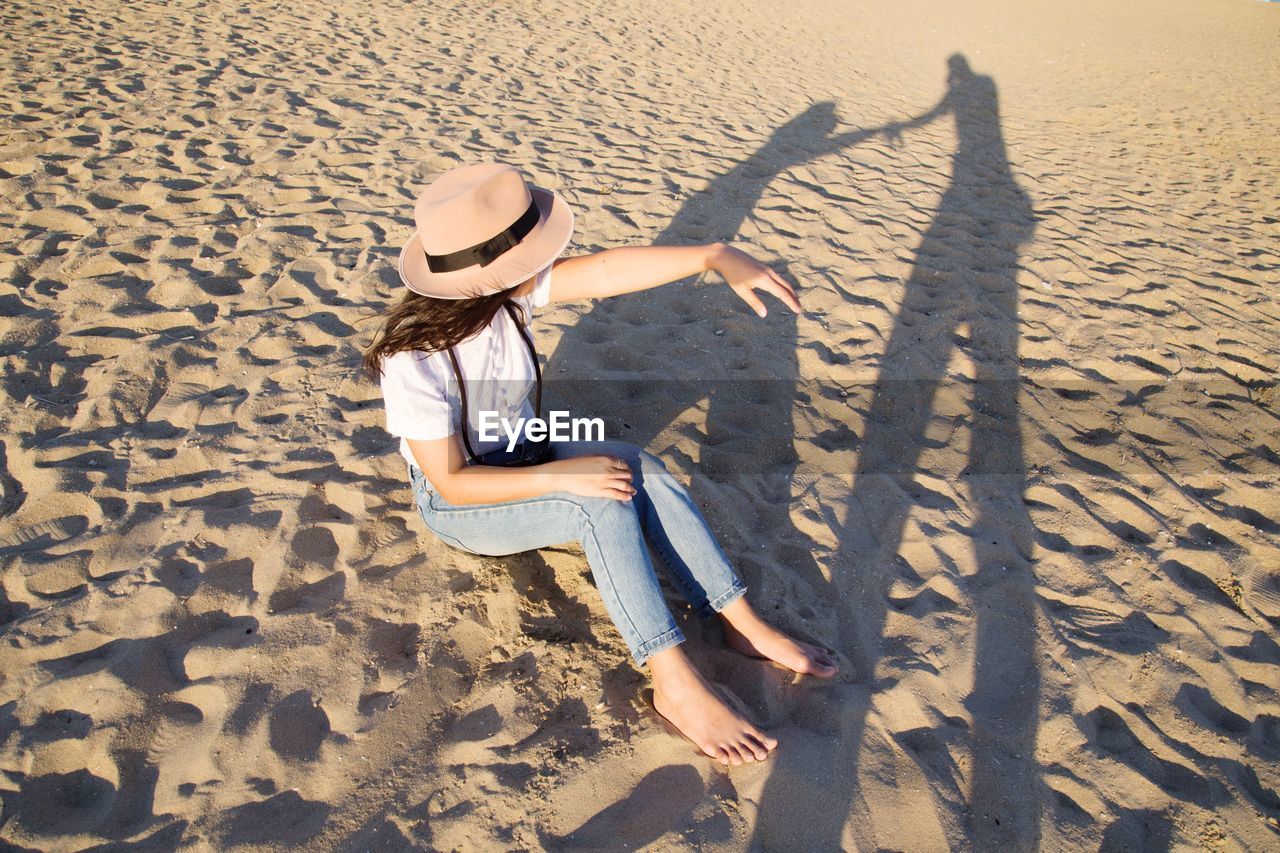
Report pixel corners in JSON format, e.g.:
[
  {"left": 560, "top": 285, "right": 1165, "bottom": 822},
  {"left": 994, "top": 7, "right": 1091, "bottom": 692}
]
[
  {"left": 542, "top": 103, "right": 882, "bottom": 607},
  {"left": 752, "top": 54, "right": 1042, "bottom": 850}
]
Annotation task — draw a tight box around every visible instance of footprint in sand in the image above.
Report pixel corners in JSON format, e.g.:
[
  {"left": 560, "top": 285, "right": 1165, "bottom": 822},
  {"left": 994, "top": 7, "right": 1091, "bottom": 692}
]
[
  {"left": 543, "top": 747, "right": 730, "bottom": 849},
  {"left": 1244, "top": 562, "right": 1280, "bottom": 625},
  {"left": 268, "top": 690, "right": 331, "bottom": 763},
  {"left": 14, "top": 735, "right": 119, "bottom": 837}
]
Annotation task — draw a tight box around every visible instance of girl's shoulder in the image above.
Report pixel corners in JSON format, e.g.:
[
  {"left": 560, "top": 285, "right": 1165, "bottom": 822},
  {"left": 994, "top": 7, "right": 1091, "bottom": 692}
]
[{"left": 514, "top": 264, "right": 554, "bottom": 316}]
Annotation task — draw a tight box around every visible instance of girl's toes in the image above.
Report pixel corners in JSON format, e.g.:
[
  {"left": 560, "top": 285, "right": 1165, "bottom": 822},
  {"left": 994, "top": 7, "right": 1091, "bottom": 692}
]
[
  {"left": 746, "top": 726, "right": 778, "bottom": 755},
  {"left": 805, "top": 645, "right": 839, "bottom": 675}
]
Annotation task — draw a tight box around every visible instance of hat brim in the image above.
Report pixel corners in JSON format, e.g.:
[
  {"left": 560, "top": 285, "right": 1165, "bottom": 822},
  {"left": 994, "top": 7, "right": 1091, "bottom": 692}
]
[{"left": 398, "top": 186, "right": 574, "bottom": 299}]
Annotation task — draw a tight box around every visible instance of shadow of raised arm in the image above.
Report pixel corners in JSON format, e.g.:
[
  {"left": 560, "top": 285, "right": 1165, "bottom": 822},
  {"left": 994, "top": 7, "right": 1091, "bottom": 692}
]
[
  {"left": 879, "top": 94, "right": 951, "bottom": 146},
  {"left": 815, "top": 94, "right": 950, "bottom": 154}
]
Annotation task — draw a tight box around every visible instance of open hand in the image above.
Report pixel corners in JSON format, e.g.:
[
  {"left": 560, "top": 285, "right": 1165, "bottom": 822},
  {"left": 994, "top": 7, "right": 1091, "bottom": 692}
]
[
  {"left": 550, "top": 455, "right": 636, "bottom": 501},
  {"left": 711, "top": 244, "right": 801, "bottom": 318}
]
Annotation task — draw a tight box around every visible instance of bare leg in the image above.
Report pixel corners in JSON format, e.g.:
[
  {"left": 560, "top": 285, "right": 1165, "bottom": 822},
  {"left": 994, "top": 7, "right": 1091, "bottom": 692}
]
[
  {"left": 718, "top": 597, "right": 839, "bottom": 677},
  {"left": 649, "top": 645, "right": 779, "bottom": 766}
]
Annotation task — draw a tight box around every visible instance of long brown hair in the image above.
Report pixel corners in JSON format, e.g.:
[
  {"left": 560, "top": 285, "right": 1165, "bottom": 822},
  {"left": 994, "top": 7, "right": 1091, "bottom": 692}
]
[{"left": 362, "top": 286, "right": 525, "bottom": 380}]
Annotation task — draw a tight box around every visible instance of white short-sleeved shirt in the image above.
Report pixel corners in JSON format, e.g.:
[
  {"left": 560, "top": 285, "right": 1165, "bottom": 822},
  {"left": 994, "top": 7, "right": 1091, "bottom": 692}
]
[{"left": 380, "top": 265, "right": 553, "bottom": 489}]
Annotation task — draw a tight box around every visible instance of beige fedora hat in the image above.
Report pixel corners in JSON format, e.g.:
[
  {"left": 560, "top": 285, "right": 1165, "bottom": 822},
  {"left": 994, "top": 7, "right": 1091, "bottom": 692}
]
[{"left": 398, "top": 163, "right": 575, "bottom": 299}]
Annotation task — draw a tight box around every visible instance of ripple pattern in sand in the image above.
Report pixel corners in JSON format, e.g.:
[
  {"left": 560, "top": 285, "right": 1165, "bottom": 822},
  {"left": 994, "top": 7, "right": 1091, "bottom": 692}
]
[{"left": 1, "top": 0, "right": 1278, "bottom": 849}]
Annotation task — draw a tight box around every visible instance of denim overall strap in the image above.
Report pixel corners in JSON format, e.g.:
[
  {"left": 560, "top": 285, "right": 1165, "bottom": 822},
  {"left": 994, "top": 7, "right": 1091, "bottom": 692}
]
[{"left": 446, "top": 301, "right": 542, "bottom": 464}]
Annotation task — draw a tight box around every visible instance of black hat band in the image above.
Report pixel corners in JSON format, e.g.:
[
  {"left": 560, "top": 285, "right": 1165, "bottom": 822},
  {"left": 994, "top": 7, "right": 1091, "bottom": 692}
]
[{"left": 423, "top": 199, "right": 541, "bottom": 274}]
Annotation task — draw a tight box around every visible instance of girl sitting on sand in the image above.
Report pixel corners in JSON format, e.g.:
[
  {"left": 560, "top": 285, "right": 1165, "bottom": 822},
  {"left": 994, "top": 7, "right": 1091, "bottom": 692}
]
[{"left": 363, "top": 162, "right": 837, "bottom": 766}]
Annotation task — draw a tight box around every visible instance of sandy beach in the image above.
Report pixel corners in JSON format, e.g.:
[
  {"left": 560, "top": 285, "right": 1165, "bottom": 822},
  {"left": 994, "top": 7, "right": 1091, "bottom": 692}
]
[{"left": 2, "top": 0, "right": 1278, "bottom": 848}]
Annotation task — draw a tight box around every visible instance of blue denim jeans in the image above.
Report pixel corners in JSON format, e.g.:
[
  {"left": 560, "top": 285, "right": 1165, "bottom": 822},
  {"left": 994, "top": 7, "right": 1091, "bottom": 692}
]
[{"left": 408, "top": 440, "right": 747, "bottom": 666}]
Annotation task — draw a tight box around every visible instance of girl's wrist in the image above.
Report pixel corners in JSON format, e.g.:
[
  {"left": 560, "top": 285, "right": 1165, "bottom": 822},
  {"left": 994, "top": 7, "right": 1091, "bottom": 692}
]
[
  {"left": 536, "top": 458, "right": 565, "bottom": 491},
  {"left": 705, "top": 242, "right": 731, "bottom": 274}
]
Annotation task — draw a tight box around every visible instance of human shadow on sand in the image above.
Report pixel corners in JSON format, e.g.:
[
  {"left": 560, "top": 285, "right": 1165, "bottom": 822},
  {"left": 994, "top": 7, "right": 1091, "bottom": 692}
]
[
  {"left": 750, "top": 54, "right": 1041, "bottom": 849},
  {"left": 542, "top": 101, "right": 883, "bottom": 623}
]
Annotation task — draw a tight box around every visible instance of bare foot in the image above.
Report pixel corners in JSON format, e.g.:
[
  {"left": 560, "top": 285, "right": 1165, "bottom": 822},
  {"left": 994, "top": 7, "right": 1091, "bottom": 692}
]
[
  {"left": 719, "top": 598, "right": 839, "bottom": 678},
  {"left": 649, "top": 646, "right": 778, "bottom": 767}
]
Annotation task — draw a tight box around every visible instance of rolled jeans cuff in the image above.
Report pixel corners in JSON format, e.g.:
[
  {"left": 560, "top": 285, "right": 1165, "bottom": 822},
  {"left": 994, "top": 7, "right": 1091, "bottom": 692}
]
[
  {"left": 633, "top": 626, "right": 685, "bottom": 667},
  {"left": 701, "top": 579, "right": 748, "bottom": 619}
]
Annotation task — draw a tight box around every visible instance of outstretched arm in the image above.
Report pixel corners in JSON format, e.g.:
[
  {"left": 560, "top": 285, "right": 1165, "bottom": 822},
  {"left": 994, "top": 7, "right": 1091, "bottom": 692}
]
[
  {"left": 539, "top": 242, "right": 801, "bottom": 317},
  {"left": 875, "top": 94, "right": 951, "bottom": 143}
]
